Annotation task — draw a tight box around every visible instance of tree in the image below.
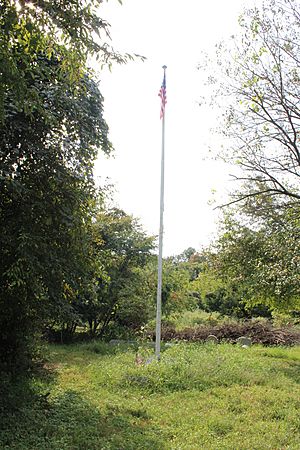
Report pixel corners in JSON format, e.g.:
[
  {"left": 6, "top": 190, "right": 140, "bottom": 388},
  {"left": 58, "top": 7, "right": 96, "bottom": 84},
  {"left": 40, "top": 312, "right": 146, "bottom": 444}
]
[
  {"left": 0, "top": 0, "right": 133, "bottom": 123},
  {"left": 139, "top": 253, "right": 199, "bottom": 320},
  {"left": 0, "top": 1, "right": 124, "bottom": 373},
  {"left": 198, "top": 0, "right": 300, "bottom": 315},
  {"left": 77, "top": 208, "right": 155, "bottom": 337},
  {"left": 206, "top": 0, "right": 300, "bottom": 209},
  {"left": 187, "top": 248, "right": 269, "bottom": 318},
  {"left": 212, "top": 208, "right": 300, "bottom": 312},
  {"left": 0, "top": 62, "right": 111, "bottom": 372}
]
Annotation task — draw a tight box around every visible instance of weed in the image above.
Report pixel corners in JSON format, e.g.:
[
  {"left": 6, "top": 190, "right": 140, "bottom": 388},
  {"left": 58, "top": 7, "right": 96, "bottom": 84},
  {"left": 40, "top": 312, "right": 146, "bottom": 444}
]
[{"left": 1, "top": 342, "right": 300, "bottom": 449}]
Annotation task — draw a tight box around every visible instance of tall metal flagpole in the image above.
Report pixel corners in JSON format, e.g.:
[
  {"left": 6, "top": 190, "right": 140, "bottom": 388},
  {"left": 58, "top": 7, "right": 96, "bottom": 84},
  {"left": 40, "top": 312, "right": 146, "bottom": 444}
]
[{"left": 155, "top": 65, "right": 167, "bottom": 360}]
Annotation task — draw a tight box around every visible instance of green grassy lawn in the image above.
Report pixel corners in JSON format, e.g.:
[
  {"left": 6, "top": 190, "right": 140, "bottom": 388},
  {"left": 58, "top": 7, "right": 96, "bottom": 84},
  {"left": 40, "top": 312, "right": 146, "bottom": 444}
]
[{"left": 1, "top": 342, "right": 300, "bottom": 449}]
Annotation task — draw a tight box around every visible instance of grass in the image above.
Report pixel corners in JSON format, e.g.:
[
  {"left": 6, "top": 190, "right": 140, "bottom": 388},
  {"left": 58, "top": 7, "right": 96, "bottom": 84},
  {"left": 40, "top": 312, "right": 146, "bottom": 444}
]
[
  {"left": 149, "top": 309, "right": 226, "bottom": 330},
  {"left": 1, "top": 342, "right": 300, "bottom": 449}
]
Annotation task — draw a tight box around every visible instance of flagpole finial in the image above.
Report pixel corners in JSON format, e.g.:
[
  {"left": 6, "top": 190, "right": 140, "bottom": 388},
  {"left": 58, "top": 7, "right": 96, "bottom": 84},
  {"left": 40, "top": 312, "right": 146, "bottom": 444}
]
[{"left": 162, "top": 65, "right": 167, "bottom": 70}]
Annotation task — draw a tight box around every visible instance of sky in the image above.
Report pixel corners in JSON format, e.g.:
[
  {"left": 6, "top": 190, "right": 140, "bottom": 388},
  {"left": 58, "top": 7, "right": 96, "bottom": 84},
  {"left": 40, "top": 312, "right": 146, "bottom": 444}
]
[{"left": 94, "top": 0, "right": 254, "bottom": 256}]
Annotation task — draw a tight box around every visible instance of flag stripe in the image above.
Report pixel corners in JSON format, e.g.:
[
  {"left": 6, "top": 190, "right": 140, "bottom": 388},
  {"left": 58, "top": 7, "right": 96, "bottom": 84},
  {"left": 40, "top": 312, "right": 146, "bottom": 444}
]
[{"left": 158, "top": 73, "right": 167, "bottom": 119}]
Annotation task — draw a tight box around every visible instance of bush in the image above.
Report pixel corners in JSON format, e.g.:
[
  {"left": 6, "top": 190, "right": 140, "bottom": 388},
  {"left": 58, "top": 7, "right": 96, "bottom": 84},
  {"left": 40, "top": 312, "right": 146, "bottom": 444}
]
[{"left": 202, "top": 288, "right": 272, "bottom": 319}]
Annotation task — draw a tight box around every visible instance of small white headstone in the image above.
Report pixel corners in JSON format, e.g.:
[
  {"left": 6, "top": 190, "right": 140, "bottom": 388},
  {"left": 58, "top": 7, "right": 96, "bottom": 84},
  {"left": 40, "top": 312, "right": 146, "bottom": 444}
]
[
  {"left": 206, "top": 334, "right": 218, "bottom": 344},
  {"left": 109, "top": 339, "right": 124, "bottom": 345},
  {"left": 236, "top": 336, "right": 252, "bottom": 347},
  {"left": 109, "top": 339, "right": 137, "bottom": 346}
]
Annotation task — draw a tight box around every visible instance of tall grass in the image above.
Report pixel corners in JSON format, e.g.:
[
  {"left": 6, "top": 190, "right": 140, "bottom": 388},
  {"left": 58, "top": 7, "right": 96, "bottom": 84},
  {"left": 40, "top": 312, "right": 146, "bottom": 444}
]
[
  {"left": 1, "top": 342, "right": 300, "bottom": 449},
  {"left": 164, "top": 309, "right": 225, "bottom": 329}
]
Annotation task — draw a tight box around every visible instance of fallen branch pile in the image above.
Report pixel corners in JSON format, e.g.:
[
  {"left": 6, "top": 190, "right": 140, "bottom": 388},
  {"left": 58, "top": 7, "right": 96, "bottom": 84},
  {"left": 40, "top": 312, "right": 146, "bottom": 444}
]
[{"left": 148, "top": 321, "right": 300, "bottom": 346}]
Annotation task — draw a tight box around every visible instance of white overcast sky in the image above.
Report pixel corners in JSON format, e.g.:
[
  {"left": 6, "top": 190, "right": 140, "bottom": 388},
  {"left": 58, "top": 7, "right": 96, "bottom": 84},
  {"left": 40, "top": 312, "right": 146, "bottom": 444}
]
[{"left": 94, "top": 0, "right": 254, "bottom": 256}]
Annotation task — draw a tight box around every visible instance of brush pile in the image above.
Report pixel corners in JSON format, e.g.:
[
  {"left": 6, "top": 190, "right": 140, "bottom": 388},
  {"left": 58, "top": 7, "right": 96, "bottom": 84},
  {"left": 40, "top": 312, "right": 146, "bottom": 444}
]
[{"left": 148, "top": 321, "right": 300, "bottom": 346}]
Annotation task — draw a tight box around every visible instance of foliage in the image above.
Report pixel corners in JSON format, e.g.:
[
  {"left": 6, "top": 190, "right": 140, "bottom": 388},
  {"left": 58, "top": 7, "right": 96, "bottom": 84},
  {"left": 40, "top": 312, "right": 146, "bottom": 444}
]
[
  {"left": 201, "top": 0, "right": 300, "bottom": 315},
  {"left": 160, "top": 257, "right": 196, "bottom": 315},
  {"left": 206, "top": 0, "right": 300, "bottom": 208},
  {"left": 76, "top": 207, "right": 155, "bottom": 337},
  {"left": 0, "top": 1, "right": 117, "bottom": 373},
  {"left": 141, "top": 253, "right": 199, "bottom": 319},
  {"left": 187, "top": 250, "right": 270, "bottom": 318},
  {"left": 197, "top": 0, "right": 300, "bottom": 318},
  {"left": 0, "top": 72, "right": 110, "bottom": 372},
  {"left": 0, "top": 0, "right": 137, "bottom": 123},
  {"left": 213, "top": 208, "right": 300, "bottom": 311},
  {"left": 155, "top": 309, "right": 223, "bottom": 330}
]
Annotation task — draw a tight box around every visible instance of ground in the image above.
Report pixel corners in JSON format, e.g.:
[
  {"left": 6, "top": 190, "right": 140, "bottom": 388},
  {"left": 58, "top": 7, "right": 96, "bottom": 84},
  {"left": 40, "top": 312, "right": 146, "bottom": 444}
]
[{"left": 1, "top": 342, "right": 300, "bottom": 449}]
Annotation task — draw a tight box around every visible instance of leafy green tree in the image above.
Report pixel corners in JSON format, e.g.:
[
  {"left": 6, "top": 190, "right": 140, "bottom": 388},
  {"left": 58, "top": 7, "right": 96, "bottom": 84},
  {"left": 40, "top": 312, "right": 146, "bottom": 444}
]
[
  {"left": 199, "top": 0, "right": 300, "bottom": 316},
  {"left": 0, "top": 0, "right": 132, "bottom": 123},
  {"left": 0, "top": 65, "right": 111, "bottom": 371},
  {"left": 160, "top": 258, "right": 194, "bottom": 316},
  {"left": 78, "top": 208, "right": 155, "bottom": 337},
  {"left": 0, "top": 1, "right": 124, "bottom": 373},
  {"left": 141, "top": 253, "right": 198, "bottom": 319},
  {"left": 212, "top": 208, "right": 300, "bottom": 312},
  {"left": 188, "top": 245, "right": 272, "bottom": 318}
]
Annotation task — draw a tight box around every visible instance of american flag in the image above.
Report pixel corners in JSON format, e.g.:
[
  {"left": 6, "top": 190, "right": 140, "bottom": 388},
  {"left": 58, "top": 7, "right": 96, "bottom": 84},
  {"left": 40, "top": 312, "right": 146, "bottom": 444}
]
[{"left": 158, "top": 72, "right": 167, "bottom": 119}]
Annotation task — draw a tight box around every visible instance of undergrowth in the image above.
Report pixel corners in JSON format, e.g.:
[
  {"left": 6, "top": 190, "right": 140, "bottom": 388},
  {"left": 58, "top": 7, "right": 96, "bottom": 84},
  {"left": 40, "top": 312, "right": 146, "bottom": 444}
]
[{"left": 1, "top": 342, "right": 300, "bottom": 449}]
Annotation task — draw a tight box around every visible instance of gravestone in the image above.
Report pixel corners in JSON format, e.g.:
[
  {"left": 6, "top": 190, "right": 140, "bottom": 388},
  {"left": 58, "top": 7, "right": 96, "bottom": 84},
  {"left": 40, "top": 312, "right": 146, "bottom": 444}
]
[
  {"left": 109, "top": 339, "right": 136, "bottom": 346},
  {"left": 236, "top": 336, "right": 252, "bottom": 347},
  {"left": 206, "top": 334, "right": 218, "bottom": 344}
]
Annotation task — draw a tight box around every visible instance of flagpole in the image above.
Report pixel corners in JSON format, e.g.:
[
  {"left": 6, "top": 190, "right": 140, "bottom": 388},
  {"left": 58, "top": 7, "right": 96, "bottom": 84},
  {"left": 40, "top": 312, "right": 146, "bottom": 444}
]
[{"left": 155, "top": 65, "right": 167, "bottom": 361}]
